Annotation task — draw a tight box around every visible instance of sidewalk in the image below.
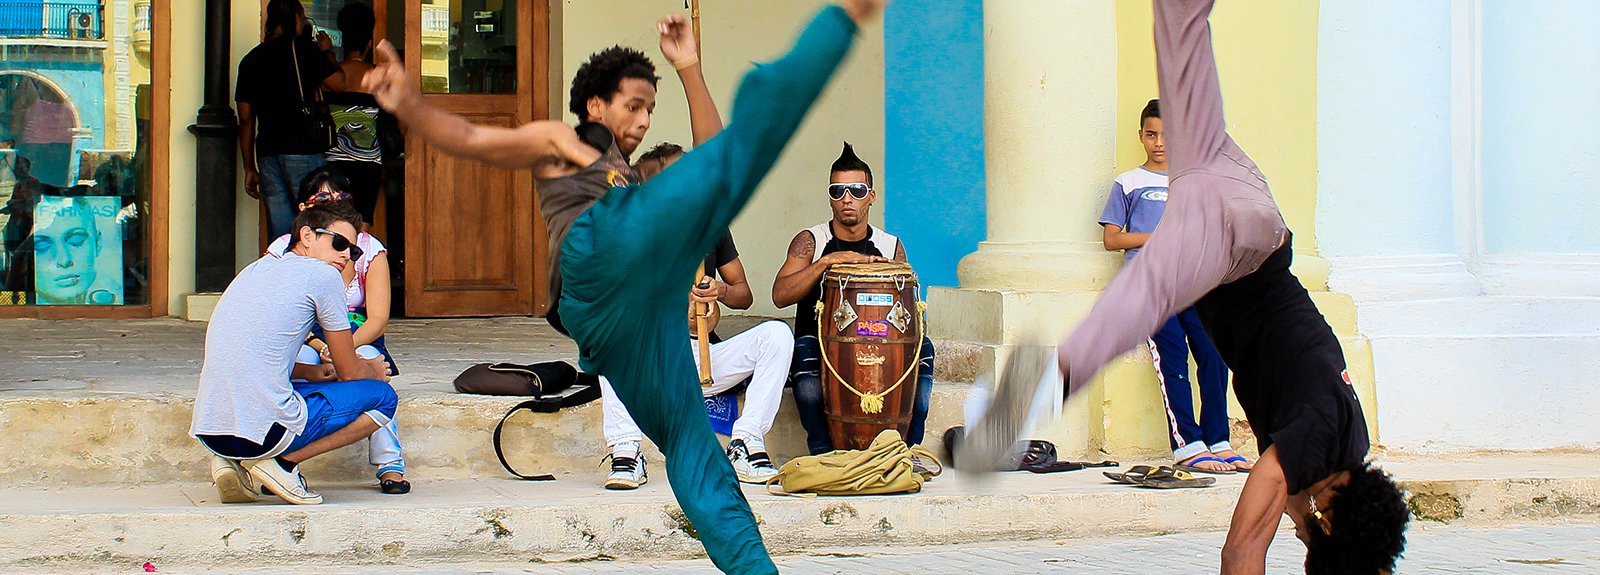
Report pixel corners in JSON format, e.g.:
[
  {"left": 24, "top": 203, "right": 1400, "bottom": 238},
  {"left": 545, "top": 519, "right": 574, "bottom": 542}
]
[
  {"left": 119, "top": 522, "right": 1600, "bottom": 575},
  {"left": 3, "top": 453, "right": 1597, "bottom": 570}
]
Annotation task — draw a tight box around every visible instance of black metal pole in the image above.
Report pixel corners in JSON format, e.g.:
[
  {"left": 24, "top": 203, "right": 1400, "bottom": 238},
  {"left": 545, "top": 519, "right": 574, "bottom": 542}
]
[{"left": 189, "top": 0, "right": 238, "bottom": 292}]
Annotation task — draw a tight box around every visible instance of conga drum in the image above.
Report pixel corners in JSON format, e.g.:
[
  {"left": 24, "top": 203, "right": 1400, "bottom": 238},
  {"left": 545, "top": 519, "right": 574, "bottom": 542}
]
[{"left": 814, "top": 262, "right": 926, "bottom": 451}]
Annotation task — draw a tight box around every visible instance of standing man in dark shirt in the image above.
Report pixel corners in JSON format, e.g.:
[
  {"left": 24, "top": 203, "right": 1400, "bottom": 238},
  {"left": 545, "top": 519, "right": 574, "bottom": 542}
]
[
  {"left": 772, "top": 142, "right": 935, "bottom": 457},
  {"left": 963, "top": 2, "right": 1408, "bottom": 574},
  {"left": 237, "top": 0, "right": 345, "bottom": 239}
]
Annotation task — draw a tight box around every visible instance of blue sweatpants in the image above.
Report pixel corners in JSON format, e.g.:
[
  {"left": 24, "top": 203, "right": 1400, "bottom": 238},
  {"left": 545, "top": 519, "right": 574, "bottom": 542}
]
[
  {"left": 556, "top": 8, "right": 859, "bottom": 575},
  {"left": 1149, "top": 306, "right": 1232, "bottom": 460}
]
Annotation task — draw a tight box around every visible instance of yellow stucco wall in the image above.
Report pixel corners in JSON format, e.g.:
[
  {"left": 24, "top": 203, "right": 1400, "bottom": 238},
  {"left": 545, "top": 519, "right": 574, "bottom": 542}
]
[
  {"left": 1104, "top": 0, "right": 1324, "bottom": 455},
  {"left": 561, "top": 0, "right": 886, "bottom": 318},
  {"left": 1115, "top": 0, "right": 1319, "bottom": 242}
]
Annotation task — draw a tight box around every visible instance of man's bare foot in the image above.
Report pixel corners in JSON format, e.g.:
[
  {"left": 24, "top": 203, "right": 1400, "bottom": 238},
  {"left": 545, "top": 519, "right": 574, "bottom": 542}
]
[
  {"left": 1178, "top": 452, "right": 1235, "bottom": 473},
  {"left": 1212, "top": 449, "right": 1254, "bottom": 471}
]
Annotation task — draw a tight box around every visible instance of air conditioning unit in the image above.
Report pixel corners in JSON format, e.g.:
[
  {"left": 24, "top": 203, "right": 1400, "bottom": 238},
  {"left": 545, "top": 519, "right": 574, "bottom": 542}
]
[{"left": 68, "top": 8, "right": 94, "bottom": 39}]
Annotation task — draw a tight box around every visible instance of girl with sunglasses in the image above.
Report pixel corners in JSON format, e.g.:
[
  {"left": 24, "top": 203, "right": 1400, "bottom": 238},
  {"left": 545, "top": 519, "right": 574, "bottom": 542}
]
[{"left": 266, "top": 164, "right": 410, "bottom": 494}]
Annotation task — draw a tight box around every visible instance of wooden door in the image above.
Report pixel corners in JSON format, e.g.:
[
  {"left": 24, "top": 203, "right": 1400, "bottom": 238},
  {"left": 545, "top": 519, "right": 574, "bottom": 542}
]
[{"left": 402, "top": 0, "right": 547, "bottom": 316}]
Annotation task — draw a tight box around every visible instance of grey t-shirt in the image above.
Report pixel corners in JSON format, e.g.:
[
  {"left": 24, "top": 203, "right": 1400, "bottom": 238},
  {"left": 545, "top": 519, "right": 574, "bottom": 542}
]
[{"left": 190, "top": 253, "right": 352, "bottom": 441}]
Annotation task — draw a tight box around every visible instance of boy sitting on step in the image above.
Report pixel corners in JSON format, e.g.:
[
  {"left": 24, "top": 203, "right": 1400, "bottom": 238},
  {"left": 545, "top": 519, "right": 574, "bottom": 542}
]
[{"left": 189, "top": 203, "right": 395, "bottom": 505}]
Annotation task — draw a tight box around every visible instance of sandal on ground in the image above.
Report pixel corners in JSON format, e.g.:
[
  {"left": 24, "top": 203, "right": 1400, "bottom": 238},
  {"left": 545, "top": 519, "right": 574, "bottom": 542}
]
[
  {"left": 1133, "top": 467, "right": 1216, "bottom": 489},
  {"left": 380, "top": 478, "right": 411, "bottom": 495},
  {"left": 1176, "top": 455, "right": 1237, "bottom": 475},
  {"left": 1103, "top": 464, "right": 1159, "bottom": 484}
]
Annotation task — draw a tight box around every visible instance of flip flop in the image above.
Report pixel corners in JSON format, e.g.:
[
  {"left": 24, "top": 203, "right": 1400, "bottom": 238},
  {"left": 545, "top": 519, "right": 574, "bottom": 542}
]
[
  {"left": 1176, "top": 455, "right": 1237, "bottom": 475},
  {"left": 380, "top": 478, "right": 411, "bottom": 495},
  {"left": 1103, "top": 464, "right": 1159, "bottom": 484},
  {"left": 1134, "top": 467, "right": 1216, "bottom": 489},
  {"left": 1220, "top": 455, "right": 1252, "bottom": 473}
]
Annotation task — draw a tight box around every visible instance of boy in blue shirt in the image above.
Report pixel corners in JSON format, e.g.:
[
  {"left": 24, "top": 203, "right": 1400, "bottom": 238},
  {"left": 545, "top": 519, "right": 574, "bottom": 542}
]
[{"left": 1098, "top": 99, "right": 1250, "bottom": 474}]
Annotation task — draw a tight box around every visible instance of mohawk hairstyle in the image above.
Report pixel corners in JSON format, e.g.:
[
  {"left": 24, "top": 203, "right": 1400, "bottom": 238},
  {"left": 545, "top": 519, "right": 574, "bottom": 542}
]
[
  {"left": 830, "top": 141, "right": 874, "bottom": 187},
  {"left": 568, "top": 46, "right": 659, "bottom": 122}
]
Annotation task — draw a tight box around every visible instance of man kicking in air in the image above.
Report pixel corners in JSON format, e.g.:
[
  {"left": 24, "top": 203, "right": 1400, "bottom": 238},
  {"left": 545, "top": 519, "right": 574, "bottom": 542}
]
[
  {"left": 362, "top": 2, "right": 886, "bottom": 573},
  {"left": 964, "top": 1, "right": 1408, "bottom": 574}
]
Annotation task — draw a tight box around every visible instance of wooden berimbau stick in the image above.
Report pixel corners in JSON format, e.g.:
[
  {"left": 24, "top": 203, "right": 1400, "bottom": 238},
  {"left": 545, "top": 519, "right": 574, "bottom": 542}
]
[{"left": 695, "top": 277, "right": 714, "bottom": 386}]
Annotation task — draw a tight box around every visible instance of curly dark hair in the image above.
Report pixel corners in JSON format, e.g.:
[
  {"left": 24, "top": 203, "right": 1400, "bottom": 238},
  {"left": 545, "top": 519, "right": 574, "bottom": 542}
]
[
  {"left": 568, "top": 46, "right": 659, "bottom": 121},
  {"left": 637, "top": 142, "right": 684, "bottom": 165},
  {"left": 1304, "top": 462, "right": 1410, "bottom": 575}
]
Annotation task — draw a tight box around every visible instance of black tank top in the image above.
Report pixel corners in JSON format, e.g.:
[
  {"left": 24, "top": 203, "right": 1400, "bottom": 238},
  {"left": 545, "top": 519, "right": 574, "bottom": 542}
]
[{"left": 793, "top": 225, "right": 894, "bottom": 338}]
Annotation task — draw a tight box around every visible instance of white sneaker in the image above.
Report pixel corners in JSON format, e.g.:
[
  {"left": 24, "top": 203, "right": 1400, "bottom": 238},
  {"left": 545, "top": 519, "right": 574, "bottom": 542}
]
[
  {"left": 604, "top": 442, "right": 647, "bottom": 490},
  {"left": 210, "top": 456, "right": 258, "bottom": 503},
  {"left": 247, "top": 458, "right": 323, "bottom": 505},
  {"left": 958, "top": 344, "right": 1058, "bottom": 475},
  {"left": 727, "top": 438, "right": 780, "bottom": 484}
]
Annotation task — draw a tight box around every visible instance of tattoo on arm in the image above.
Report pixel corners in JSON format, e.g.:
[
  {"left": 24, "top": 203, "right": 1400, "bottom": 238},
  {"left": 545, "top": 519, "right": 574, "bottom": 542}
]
[{"left": 788, "top": 231, "right": 815, "bottom": 260}]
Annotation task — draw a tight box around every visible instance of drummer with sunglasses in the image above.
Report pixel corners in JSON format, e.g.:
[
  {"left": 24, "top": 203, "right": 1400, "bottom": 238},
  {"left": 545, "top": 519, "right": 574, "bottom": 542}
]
[{"left": 772, "top": 142, "right": 936, "bottom": 461}]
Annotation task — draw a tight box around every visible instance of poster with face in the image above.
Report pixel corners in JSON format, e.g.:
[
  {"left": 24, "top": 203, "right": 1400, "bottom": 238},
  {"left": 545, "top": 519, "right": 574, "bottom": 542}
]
[{"left": 32, "top": 195, "right": 122, "bottom": 305}]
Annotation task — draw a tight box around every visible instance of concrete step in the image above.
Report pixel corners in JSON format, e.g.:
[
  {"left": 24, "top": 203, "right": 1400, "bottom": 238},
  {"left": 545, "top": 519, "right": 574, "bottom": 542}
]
[
  {"left": 1, "top": 454, "right": 1595, "bottom": 571},
  {"left": 0, "top": 383, "right": 976, "bottom": 490},
  {"left": 0, "top": 315, "right": 986, "bottom": 490}
]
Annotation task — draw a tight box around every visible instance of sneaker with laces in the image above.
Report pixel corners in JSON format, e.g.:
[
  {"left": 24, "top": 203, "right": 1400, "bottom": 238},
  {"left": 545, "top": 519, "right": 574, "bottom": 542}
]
[
  {"left": 604, "top": 442, "right": 647, "bottom": 490},
  {"left": 247, "top": 458, "right": 323, "bottom": 505},
  {"left": 727, "top": 438, "right": 780, "bottom": 484},
  {"left": 210, "top": 456, "right": 258, "bottom": 503}
]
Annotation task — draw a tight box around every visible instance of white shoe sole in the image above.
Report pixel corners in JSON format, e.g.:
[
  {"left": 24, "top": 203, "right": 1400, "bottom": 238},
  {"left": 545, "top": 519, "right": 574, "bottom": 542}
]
[
  {"left": 248, "top": 463, "right": 323, "bottom": 505},
  {"left": 604, "top": 475, "right": 646, "bottom": 490},
  {"left": 212, "top": 463, "right": 258, "bottom": 504}
]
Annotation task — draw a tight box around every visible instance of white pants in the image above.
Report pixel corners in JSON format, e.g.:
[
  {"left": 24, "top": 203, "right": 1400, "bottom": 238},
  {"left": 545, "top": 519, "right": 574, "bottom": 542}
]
[
  {"left": 602, "top": 321, "right": 795, "bottom": 447},
  {"left": 295, "top": 344, "right": 405, "bottom": 475}
]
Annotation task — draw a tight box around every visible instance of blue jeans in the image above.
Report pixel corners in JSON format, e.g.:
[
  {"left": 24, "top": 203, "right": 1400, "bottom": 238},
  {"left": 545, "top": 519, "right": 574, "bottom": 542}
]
[
  {"left": 285, "top": 379, "right": 404, "bottom": 476},
  {"left": 1150, "top": 307, "right": 1231, "bottom": 460},
  {"left": 791, "top": 335, "right": 935, "bottom": 455},
  {"left": 258, "top": 154, "right": 326, "bottom": 239}
]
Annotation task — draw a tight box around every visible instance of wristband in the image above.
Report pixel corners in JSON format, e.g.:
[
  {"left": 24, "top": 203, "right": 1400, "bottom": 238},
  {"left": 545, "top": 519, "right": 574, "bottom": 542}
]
[{"left": 673, "top": 54, "right": 699, "bottom": 71}]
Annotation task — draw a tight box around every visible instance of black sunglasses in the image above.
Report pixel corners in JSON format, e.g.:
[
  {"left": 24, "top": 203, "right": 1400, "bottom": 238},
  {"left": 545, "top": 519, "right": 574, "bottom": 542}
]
[
  {"left": 314, "top": 228, "right": 364, "bottom": 261},
  {"left": 827, "top": 183, "right": 871, "bottom": 201}
]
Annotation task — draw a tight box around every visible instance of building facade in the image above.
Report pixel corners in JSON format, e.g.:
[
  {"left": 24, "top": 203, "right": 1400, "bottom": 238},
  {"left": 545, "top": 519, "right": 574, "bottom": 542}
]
[{"left": 1, "top": 0, "right": 1592, "bottom": 456}]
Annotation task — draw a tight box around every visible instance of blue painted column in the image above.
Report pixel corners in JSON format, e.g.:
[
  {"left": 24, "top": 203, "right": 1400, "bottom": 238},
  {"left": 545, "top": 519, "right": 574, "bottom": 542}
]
[{"left": 883, "top": 0, "right": 985, "bottom": 292}]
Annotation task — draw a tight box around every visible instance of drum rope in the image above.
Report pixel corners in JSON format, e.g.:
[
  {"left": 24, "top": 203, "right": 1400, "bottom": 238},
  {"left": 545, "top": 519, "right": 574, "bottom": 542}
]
[{"left": 813, "top": 299, "right": 927, "bottom": 414}]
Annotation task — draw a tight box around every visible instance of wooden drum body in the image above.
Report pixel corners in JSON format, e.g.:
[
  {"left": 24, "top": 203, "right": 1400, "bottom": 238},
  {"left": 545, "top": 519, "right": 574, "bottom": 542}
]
[{"left": 815, "top": 262, "right": 925, "bottom": 451}]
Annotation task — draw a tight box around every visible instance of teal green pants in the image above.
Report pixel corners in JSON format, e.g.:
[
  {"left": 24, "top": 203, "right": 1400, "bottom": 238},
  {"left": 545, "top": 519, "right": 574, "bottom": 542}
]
[{"left": 557, "top": 7, "right": 857, "bottom": 575}]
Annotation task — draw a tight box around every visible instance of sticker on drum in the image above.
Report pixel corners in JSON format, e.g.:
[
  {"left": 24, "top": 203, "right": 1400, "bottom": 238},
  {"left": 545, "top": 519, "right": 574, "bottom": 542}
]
[
  {"left": 887, "top": 300, "right": 913, "bottom": 332},
  {"left": 856, "top": 320, "right": 890, "bottom": 338},
  {"left": 856, "top": 293, "right": 895, "bottom": 307},
  {"left": 855, "top": 350, "right": 886, "bottom": 366}
]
